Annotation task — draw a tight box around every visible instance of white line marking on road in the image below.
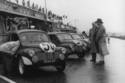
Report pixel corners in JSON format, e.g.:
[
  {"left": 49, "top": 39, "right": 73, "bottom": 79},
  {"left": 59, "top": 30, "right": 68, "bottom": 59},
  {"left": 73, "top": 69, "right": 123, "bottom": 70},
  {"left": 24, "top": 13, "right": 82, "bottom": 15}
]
[{"left": 0, "top": 75, "right": 16, "bottom": 83}]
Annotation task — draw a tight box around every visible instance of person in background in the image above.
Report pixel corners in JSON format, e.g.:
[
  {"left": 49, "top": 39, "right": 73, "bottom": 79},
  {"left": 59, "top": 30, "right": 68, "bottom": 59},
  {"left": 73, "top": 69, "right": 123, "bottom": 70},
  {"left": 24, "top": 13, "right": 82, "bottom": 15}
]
[
  {"left": 89, "top": 22, "right": 99, "bottom": 63},
  {"left": 95, "top": 18, "right": 109, "bottom": 64},
  {"left": 82, "top": 31, "right": 88, "bottom": 38},
  {"left": 0, "top": 40, "right": 20, "bottom": 75},
  {"left": 107, "top": 36, "right": 110, "bottom": 44}
]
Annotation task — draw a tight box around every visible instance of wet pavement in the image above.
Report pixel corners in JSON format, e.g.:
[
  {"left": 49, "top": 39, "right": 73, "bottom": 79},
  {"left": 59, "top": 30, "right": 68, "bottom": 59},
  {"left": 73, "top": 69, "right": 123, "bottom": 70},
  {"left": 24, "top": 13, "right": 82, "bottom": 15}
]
[{"left": 0, "top": 38, "right": 125, "bottom": 83}]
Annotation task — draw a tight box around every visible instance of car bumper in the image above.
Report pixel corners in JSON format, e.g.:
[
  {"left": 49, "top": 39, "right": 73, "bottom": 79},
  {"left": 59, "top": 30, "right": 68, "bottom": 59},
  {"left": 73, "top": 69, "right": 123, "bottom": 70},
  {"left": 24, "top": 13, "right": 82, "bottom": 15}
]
[
  {"left": 74, "top": 46, "right": 84, "bottom": 52},
  {"left": 22, "top": 53, "right": 65, "bottom": 66},
  {"left": 32, "top": 59, "right": 64, "bottom": 67}
]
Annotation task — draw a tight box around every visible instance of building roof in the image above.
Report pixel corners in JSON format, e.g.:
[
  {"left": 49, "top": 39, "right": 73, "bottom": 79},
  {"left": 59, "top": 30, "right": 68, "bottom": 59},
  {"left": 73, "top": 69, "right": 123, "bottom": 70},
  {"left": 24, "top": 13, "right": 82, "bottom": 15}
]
[
  {"left": 48, "top": 32, "right": 68, "bottom": 35},
  {"left": 8, "top": 29, "right": 45, "bottom": 35}
]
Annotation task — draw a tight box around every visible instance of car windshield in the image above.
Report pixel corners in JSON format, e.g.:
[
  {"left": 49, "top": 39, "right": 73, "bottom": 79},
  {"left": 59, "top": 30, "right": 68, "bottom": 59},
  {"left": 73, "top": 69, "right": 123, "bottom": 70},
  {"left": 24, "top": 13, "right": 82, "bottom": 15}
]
[
  {"left": 57, "top": 33, "right": 73, "bottom": 41},
  {"left": 71, "top": 34, "right": 82, "bottom": 40},
  {"left": 20, "top": 32, "right": 50, "bottom": 43}
]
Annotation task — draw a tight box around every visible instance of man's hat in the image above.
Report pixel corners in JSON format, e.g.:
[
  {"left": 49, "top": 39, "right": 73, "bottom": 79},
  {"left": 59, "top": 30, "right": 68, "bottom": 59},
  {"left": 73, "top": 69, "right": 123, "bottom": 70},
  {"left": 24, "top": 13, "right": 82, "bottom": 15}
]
[{"left": 96, "top": 18, "right": 103, "bottom": 23}]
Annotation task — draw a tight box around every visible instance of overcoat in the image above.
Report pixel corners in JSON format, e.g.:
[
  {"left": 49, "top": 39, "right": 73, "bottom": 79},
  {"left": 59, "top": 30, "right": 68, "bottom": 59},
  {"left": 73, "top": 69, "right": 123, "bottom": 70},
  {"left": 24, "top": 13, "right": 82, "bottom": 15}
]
[
  {"left": 96, "top": 24, "right": 109, "bottom": 56},
  {"left": 89, "top": 24, "right": 99, "bottom": 53}
]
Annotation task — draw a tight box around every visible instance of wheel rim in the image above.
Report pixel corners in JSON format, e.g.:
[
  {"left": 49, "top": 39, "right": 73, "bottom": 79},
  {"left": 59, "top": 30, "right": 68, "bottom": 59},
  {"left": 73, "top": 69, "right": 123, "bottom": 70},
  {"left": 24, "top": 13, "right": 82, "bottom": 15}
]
[{"left": 19, "top": 59, "right": 24, "bottom": 75}]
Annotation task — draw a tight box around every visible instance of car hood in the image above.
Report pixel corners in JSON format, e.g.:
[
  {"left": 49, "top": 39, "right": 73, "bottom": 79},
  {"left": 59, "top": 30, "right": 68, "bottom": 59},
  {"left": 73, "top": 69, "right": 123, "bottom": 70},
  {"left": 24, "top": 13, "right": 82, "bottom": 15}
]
[
  {"left": 61, "top": 39, "right": 83, "bottom": 46},
  {"left": 21, "top": 42, "right": 56, "bottom": 53},
  {"left": 39, "top": 42, "right": 56, "bottom": 53}
]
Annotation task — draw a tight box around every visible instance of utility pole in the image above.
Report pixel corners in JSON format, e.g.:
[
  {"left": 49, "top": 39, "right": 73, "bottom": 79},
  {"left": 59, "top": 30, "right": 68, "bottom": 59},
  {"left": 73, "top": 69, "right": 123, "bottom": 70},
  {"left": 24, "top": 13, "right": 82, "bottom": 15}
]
[{"left": 44, "top": 0, "right": 47, "bottom": 20}]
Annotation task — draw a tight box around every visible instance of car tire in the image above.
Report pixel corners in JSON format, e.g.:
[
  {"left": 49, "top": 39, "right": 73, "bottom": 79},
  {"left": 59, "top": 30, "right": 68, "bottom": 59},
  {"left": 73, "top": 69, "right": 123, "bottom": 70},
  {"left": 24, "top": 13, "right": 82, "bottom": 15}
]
[
  {"left": 64, "top": 47, "right": 71, "bottom": 59},
  {"left": 65, "top": 54, "right": 69, "bottom": 59},
  {"left": 2, "top": 55, "right": 13, "bottom": 75},
  {"left": 77, "top": 53, "right": 84, "bottom": 59},
  {"left": 16, "top": 56, "right": 27, "bottom": 76},
  {"left": 55, "top": 60, "right": 66, "bottom": 72}
]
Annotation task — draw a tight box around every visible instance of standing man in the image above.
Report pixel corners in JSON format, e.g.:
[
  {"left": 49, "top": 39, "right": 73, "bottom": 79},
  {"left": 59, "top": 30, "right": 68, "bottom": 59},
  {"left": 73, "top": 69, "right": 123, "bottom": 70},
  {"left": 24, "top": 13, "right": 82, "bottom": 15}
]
[
  {"left": 89, "top": 22, "right": 99, "bottom": 63},
  {"left": 95, "top": 18, "right": 109, "bottom": 64}
]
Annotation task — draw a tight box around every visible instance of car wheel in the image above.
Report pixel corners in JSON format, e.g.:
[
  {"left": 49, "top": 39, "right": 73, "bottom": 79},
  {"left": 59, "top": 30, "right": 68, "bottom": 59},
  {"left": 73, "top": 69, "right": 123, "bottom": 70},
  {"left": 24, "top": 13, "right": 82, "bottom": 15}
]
[
  {"left": 2, "top": 55, "right": 13, "bottom": 75},
  {"left": 16, "top": 57, "right": 27, "bottom": 75},
  {"left": 56, "top": 60, "right": 66, "bottom": 72},
  {"left": 77, "top": 53, "right": 84, "bottom": 59},
  {"left": 65, "top": 54, "right": 69, "bottom": 59},
  {"left": 19, "top": 58, "right": 25, "bottom": 75}
]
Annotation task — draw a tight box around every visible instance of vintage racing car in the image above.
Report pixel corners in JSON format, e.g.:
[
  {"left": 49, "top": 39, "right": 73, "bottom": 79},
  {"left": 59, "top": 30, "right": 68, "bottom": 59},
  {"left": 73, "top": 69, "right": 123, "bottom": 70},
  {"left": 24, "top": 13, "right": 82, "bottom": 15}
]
[
  {"left": 6, "top": 29, "right": 66, "bottom": 75},
  {"left": 69, "top": 33, "right": 90, "bottom": 52},
  {"left": 48, "top": 32, "right": 85, "bottom": 59}
]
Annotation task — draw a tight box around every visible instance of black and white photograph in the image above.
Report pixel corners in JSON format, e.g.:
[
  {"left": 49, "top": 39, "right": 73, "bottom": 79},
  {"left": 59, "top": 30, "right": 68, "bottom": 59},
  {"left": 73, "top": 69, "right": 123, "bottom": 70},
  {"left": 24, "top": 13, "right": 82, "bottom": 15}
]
[{"left": 0, "top": 0, "right": 124, "bottom": 83}]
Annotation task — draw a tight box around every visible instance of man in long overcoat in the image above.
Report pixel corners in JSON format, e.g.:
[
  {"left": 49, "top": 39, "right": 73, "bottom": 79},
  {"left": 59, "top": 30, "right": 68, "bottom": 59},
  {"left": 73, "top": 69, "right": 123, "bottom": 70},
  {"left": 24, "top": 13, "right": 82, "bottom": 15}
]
[
  {"left": 95, "top": 18, "right": 109, "bottom": 64},
  {"left": 89, "top": 22, "right": 99, "bottom": 62}
]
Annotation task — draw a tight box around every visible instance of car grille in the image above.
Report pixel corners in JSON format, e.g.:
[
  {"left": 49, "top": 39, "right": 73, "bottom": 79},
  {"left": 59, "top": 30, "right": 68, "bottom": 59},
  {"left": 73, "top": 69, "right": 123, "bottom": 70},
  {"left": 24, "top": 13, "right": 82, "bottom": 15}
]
[
  {"left": 75, "top": 46, "right": 83, "bottom": 52},
  {"left": 34, "top": 52, "right": 58, "bottom": 63}
]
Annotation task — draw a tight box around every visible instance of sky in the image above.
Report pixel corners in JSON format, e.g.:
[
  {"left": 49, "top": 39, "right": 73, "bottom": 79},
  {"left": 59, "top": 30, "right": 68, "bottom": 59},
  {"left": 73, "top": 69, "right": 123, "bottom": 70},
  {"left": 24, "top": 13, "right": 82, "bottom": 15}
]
[{"left": 11, "top": 0, "right": 125, "bottom": 33}]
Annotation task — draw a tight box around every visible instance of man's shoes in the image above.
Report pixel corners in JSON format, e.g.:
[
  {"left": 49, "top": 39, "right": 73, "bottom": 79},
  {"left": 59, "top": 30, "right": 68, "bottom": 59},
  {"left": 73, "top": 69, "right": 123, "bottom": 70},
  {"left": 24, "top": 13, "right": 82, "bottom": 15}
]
[
  {"left": 90, "top": 59, "right": 96, "bottom": 63},
  {"left": 95, "top": 61, "right": 105, "bottom": 65}
]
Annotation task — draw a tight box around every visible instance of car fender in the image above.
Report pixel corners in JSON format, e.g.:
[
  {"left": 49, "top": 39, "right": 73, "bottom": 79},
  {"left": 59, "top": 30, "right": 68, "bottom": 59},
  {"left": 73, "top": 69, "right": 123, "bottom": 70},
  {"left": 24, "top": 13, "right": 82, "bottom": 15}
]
[
  {"left": 17, "top": 51, "right": 33, "bottom": 66},
  {"left": 21, "top": 56, "right": 32, "bottom": 65},
  {"left": 60, "top": 43, "right": 75, "bottom": 52}
]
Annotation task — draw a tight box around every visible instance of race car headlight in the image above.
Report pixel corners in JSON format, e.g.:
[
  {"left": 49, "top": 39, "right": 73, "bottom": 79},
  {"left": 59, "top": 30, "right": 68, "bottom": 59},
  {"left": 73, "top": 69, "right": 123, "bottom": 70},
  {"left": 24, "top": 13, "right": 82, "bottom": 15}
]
[
  {"left": 77, "top": 42, "right": 82, "bottom": 46},
  {"left": 28, "top": 50, "right": 35, "bottom": 57},
  {"left": 61, "top": 47, "right": 67, "bottom": 54},
  {"left": 82, "top": 42, "right": 87, "bottom": 47},
  {"left": 69, "top": 44, "right": 75, "bottom": 51},
  {"left": 59, "top": 54, "right": 65, "bottom": 60}
]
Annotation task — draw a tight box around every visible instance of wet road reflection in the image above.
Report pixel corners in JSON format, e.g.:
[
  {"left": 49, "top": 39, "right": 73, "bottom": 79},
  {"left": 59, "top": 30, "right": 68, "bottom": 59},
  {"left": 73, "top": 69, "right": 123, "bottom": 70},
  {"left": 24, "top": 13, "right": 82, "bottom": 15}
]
[
  {"left": 105, "top": 38, "right": 125, "bottom": 83},
  {"left": 67, "top": 38, "right": 125, "bottom": 83},
  {"left": 66, "top": 59, "right": 109, "bottom": 83},
  {"left": 2, "top": 38, "right": 125, "bottom": 83},
  {"left": 64, "top": 38, "right": 125, "bottom": 83},
  {"left": 8, "top": 70, "right": 67, "bottom": 83}
]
